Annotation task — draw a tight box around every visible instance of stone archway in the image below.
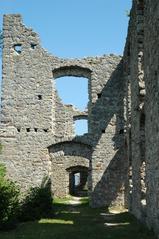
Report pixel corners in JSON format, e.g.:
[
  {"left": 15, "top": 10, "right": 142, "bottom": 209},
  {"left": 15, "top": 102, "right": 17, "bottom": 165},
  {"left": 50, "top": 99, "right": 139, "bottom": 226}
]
[{"left": 48, "top": 141, "right": 92, "bottom": 197}]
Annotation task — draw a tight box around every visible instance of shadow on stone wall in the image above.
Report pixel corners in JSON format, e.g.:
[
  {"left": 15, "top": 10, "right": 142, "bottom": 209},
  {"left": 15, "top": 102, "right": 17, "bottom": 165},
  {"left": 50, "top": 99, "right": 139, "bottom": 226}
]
[
  {"left": 48, "top": 60, "right": 128, "bottom": 207},
  {"left": 89, "top": 60, "right": 128, "bottom": 207},
  {"left": 91, "top": 147, "right": 127, "bottom": 207}
]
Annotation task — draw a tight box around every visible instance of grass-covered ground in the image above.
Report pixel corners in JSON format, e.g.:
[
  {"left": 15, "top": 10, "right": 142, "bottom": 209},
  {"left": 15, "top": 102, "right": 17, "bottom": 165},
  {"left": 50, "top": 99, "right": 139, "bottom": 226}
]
[{"left": 0, "top": 197, "right": 156, "bottom": 239}]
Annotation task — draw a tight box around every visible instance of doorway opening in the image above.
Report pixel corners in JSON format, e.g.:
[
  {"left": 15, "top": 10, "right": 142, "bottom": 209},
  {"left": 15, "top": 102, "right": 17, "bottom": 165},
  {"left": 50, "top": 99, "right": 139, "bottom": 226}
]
[{"left": 67, "top": 166, "right": 88, "bottom": 197}]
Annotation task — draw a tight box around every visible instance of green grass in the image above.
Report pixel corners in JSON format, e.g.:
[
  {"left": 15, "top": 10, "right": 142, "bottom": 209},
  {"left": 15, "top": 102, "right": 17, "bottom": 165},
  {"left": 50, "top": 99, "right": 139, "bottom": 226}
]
[
  {"left": 0, "top": 197, "right": 156, "bottom": 239},
  {"left": 53, "top": 196, "right": 73, "bottom": 204}
]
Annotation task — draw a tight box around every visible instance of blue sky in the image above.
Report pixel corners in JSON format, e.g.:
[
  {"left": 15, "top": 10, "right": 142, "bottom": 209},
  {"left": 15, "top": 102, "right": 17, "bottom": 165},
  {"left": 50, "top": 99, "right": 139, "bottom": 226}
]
[
  {"left": 0, "top": 0, "right": 132, "bottom": 58},
  {"left": 0, "top": 0, "right": 132, "bottom": 134}
]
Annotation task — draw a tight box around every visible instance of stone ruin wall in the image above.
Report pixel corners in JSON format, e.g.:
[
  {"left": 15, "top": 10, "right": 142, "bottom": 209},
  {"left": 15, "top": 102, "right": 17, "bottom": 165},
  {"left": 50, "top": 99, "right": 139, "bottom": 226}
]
[
  {"left": 123, "top": 0, "right": 145, "bottom": 220},
  {"left": 2, "top": 1, "right": 159, "bottom": 235},
  {"left": 0, "top": 15, "right": 127, "bottom": 208},
  {"left": 124, "top": 0, "right": 159, "bottom": 235}
]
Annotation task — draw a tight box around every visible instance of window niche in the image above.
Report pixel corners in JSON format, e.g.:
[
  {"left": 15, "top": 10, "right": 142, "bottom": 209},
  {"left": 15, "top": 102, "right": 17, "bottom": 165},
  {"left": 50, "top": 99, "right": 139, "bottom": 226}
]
[
  {"left": 43, "top": 129, "right": 49, "bottom": 133},
  {"left": 97, "top": 93, "right": 102, "bottom": 99},
  {"left": 55, "top": 76, "right": 88, "bottom": 111},
  {"left": 14, "top": 44, "right": 22, "bottom": 54},
  {"left": 37, "top": 95, "right": 42, "bottom": 100},
  {"left": 31, "top": 43, "right": 37, "bottom": 49},
  {"left": 74, "top": 119, "right": 88, "bottom": 136},
  {"left": 53, "top": 66, "right": 91, "bottom": 112},
  {"left": 119, "top": 129, "right": 124, "bottom": 134}
]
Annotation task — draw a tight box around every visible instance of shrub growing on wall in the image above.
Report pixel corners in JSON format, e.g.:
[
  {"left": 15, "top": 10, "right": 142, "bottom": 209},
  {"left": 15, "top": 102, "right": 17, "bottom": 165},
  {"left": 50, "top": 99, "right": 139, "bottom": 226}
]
[
  {"left": 0, "top": 167, "right": 53, "bottom": 228},
  {"left": 0, "top": 164, "right": 20, "bottom": 230},
  {"left": 19, "top": 177, "right": 53, "bottom": 221}
]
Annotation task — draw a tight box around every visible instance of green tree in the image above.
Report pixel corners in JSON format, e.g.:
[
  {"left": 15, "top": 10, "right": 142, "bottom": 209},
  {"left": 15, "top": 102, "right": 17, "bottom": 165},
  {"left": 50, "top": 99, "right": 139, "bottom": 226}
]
[
  {"left": 19, "top": 177, "right": 53, "bottom": 222},
  {"left": 0, "top": 146, "right": 20, "bottom": 230}
]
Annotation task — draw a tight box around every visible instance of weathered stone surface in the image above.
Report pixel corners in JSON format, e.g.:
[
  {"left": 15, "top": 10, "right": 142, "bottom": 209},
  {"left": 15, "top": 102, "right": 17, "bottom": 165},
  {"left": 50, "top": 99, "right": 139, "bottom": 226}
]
[
  {"left": 124, "top": 0, "right": 159, "bottom": 236},
  {"left": 0, "top": 14, "right": 127, "bottom": 208},
  {"left": 2, "top": 2, "right": 159, "bottom": 235}
]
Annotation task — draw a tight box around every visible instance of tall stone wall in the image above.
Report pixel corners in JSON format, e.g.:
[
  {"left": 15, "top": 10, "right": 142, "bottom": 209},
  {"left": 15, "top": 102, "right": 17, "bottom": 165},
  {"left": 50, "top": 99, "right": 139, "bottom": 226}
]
[
  {"left": 144, "top": 0, "right": 159, "bottom": 234},
  {"left": 2, "top": 1, "right": 159, "bottom": 235},
  {"left": 123, "top": 0, "right": 145, "bottom": 220},
  {"left": 0, "top": 15, "right": 127, "bottom": 207},
  {"left": 124, "top": 0, "right": 159, "bottom": 235}
]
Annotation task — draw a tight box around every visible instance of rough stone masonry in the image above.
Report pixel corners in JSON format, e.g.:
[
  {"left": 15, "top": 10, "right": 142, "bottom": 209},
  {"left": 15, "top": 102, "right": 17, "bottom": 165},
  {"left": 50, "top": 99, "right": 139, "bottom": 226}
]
[
  {"left": 0, "top": 14, "right": 127, "bottom": 208},
  {"left": 2, "top": 0, "right": 159, "bottom": 236},
  {"left": 124, "top": 0, "right": 159, "bottom": 236}
]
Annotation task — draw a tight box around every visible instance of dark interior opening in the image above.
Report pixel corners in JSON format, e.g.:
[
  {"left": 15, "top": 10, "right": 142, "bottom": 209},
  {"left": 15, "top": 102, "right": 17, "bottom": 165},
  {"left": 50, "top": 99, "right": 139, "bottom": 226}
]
[
  {"left": 26, "top": 128, "right": 30, "bottom": 132},
  {"left": 97, "top": 93, "right": 102, "bottom": 99},
  {"left": 68, "top": 166, "right": 88, "bottom": 197}
]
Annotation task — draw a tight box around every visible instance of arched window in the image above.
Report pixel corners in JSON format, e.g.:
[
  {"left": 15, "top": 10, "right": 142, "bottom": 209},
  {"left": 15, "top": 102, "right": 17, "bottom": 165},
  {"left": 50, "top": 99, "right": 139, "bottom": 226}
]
[
  {"left": 55, "top": 76, "right": 88, "bottom": 111},
  {"left": 53, "top": 65, "right": 91, "bottom": 111}
]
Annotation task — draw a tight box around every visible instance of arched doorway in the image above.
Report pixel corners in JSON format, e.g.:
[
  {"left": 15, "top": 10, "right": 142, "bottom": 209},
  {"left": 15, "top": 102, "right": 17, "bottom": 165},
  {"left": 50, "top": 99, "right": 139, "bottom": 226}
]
[
  {"left": 67, "top": 166, "right": 88, "bottom": 197},
  {"left": 48, "top": 141, "right": 92, "bottom": 198}
]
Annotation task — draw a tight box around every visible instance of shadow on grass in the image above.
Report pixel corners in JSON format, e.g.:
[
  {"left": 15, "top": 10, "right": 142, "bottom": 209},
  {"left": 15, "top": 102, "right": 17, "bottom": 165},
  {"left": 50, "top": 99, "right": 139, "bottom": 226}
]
[{"left": 0, "top": 200, "right": 156, "bottom": 239}]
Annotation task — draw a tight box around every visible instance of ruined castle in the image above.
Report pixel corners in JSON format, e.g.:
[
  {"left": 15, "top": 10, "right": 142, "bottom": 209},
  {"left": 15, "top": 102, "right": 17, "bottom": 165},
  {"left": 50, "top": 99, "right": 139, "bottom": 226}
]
[{"left": 1, "top": 0, "right": 159, "bottom": 235}]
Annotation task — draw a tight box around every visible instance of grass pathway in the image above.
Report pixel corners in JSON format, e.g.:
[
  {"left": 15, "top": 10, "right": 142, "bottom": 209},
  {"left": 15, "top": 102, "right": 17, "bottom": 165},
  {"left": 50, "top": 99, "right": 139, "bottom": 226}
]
[{"left": 0, "top": 197, "right": 156, "bottom": 239}]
